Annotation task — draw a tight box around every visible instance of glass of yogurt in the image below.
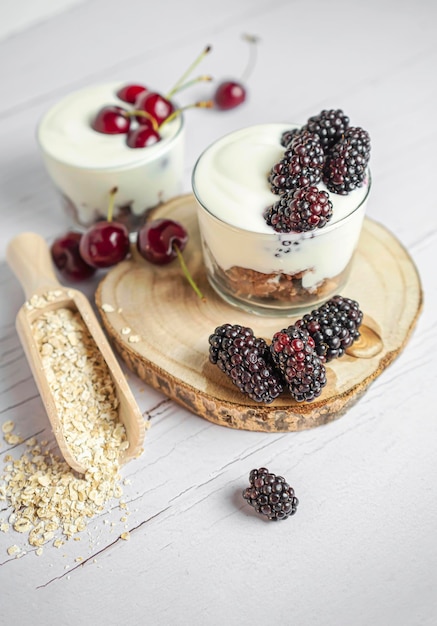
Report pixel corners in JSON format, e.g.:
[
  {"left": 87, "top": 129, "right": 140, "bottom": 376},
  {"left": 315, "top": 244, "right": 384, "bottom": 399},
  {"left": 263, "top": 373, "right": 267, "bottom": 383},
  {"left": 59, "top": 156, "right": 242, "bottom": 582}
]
[
  {"left": 37, "top": 82, "right": 185, "bottom": 231},
  {"left": 192, "top": 123, "right": 370, "bottom": 316}
]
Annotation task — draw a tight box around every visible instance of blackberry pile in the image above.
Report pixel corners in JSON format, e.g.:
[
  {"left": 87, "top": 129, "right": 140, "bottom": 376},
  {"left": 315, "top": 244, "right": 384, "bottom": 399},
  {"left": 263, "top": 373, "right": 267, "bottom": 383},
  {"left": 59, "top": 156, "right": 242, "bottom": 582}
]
[
  {"left": 268, "top": 131, "right": 324, "bottom": 195},
  {"left": 265, "top": 109, "right": 370, "bottom": 233},
  {"left": 243, "top": 467, "right": 299, "bottom": 521},
  {"left": 264, "top": 185, "right": 333, "bottom": 233},
  {"left": 296, "top": 295, "right": 363, "bottom": 362},
  {"left": 323, "top": 127, "right": 371, "bottom": 195},
  {"left": 270, "top": 326, "right": 327, "bottom": 402},
  {"left": 208, "top": 324, "right": 283, "bottom": 404}
]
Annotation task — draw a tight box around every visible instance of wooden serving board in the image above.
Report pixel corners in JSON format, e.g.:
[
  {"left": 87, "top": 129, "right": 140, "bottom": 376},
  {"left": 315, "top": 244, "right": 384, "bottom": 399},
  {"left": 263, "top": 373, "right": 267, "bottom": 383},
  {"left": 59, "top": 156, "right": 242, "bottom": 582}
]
[{"left": 95, "top": 194, "right": 423, "bottom": 432}]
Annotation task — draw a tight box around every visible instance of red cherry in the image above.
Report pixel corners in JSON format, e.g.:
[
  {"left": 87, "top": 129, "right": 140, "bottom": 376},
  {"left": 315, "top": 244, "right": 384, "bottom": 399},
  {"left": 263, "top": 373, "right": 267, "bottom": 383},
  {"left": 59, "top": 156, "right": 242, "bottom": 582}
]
[
  {"left": 127, "top": 124, "right": 161, "bottom": 148},
  {"left": 214, "top": 81, "right": 246, "bottom": 110},
  {"left": 79, "top": 222, "right": 130, "bottom": 268},
  {"left": 137, "top": 219, "right": 188, "bottom": 265},
  {"left": 116, "top": 84, "right": 148, "bottom": 104},
  {"left": 135, "top": 91, "right": 174, "bottom": 125},
  {"left": 92, "top": 105, "right": 130, "bottom": 134},
  {"left": 50, "top": 232, "right": 96, "bottom": 281}
]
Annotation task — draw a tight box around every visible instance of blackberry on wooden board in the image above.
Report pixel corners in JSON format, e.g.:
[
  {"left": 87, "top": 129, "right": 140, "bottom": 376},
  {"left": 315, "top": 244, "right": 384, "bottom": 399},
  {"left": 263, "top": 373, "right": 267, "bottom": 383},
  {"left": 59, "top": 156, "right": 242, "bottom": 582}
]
[
  {"left": 208, "top": 324, "right": 284, "bottom": 404},
  {"left": 242, "top": 467, "right": 299, "bottom": 521},
  {"left": 270, "top": 325, "right": 327, "bottom": 402},
  {"left": 296, "top": 295, "right": 363, "bottom": 362}
]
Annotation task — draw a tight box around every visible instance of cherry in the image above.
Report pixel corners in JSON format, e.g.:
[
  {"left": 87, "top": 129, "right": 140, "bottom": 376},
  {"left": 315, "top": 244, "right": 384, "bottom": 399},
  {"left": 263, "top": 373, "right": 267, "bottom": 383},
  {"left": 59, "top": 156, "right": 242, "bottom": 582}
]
[
  {"left": 214, "top": 81, "right": 246, "bottom": 110},
  {"left": 213, "top": 34, "right": 258, "bottom": 111},
  {"left": 51, "top": 232, "right": 96, "bottom": 281},
  {"left": 92, "top": 105, "right": 130, "bottom": 134},
  {"left": 116, "top": 84, "right": 148, "bottom": 104},
  {"left": 135, "top": 91, "right": 174, "bottom": 126},
  {"left": 137, "top": 218, "right": 187, "bottom": 265},
  {"left": 79, "top": 188, "right": 130, "bottom": 268},
  {"left": 137, "top": 218, "right": 204, "bottom": 299},
  {"left": 79, "top": 222, "right": 130, "bottom": 268},
  {"left": 126, "top": 124, "right": 161, "bottom": 148}
]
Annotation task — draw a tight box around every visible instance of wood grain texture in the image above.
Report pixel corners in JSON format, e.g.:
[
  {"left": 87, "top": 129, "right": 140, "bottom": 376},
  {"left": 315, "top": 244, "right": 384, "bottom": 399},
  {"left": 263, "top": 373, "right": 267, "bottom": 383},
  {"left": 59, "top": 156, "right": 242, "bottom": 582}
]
[{"left": 96, "top": 194, "right": 423, "bottom": 432}]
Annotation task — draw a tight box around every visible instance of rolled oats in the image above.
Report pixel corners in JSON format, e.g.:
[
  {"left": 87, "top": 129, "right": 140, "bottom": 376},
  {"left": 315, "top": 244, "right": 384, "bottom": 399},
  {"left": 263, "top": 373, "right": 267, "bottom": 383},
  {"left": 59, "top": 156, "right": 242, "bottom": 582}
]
[{"left": 0, "top": 295, "right": 140, "bottom": 553}]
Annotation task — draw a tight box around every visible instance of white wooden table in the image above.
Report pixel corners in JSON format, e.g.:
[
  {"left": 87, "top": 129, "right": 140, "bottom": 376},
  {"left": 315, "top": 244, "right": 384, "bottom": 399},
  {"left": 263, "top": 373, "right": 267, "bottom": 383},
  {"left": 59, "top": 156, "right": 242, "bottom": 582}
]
[{"left": 1, "top": 1, "right": 436, "bottom": 624}]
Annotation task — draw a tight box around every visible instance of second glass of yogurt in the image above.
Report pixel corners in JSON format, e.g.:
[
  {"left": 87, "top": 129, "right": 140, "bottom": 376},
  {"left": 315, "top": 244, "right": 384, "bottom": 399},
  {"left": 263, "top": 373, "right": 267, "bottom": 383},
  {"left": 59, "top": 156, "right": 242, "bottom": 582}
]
[
  {"left": 37, "top": 82, "right": 185, "bottom": 231},
  {"left": 192, "top": 123, "right": 370, "bottom": 316}
]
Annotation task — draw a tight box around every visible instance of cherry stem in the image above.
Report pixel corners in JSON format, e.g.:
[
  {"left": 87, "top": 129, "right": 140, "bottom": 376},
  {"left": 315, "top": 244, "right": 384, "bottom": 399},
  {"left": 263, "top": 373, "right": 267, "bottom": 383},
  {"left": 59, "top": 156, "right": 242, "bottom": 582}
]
[
  {"left": 166, "top": 45, "right": 212, "bottom": 100},
  {"left": 107, "top": 187, "right": 118, "bottom": 222},
  {"left": 159, "top": 100, "right": 213, "bottom": 130},
  {"left": 174, "top": 245, "right": 205, "bottom": 301},
  {"left": 240, "top": 33, "right": 260, "bottom": 83},
  {"left": 170, "top": 75, "right": 213, "bottom": 95},
  {"left": 126, "top": 110, "right": 159, "bottom": 131}
]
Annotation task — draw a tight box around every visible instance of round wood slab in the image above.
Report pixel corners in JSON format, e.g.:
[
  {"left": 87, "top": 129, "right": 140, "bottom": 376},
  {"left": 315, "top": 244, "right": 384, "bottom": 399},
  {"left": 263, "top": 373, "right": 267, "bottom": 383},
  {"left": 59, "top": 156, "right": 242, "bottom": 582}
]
[{"left": 95, "top": 194, "right": 423, "bottom": 432}]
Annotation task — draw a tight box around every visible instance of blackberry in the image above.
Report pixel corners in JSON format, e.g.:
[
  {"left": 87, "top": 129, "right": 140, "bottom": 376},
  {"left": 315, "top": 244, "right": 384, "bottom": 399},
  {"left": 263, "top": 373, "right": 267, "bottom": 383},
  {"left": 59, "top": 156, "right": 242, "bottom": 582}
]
[
  {"left": 323, "top": 126, "right": 371, "bottom": 195},
  {"left": 304, "top": 108, "right": 350, "bottom": 151},
  {"left": 242, "top": 467, "right": 299, "bottom": 521},
  {"left": 208, "top": 324, "right": 284, "bottom": 404},
  {"left": 270, "top": 325, "right": 327, "bottom": 402},
  {"left": 264, "top": 185, "right": 333, "bottom": 233},
  {"left": 296, "top": 295, "right": 363, "bottom": 362},
  {"left": 280, "top": 127, "right": 301, "bottom": 148},
  {"left": 268, "top": 131, "right": 325, "bottom": 195}
]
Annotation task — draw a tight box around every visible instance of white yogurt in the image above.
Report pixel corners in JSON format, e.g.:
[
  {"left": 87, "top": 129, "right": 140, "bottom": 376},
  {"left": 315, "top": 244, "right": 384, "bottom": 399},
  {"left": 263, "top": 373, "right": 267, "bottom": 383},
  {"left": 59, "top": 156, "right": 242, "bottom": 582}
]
[
  {"left": 37, "top": 82, "right": 185, "bottom": 228},
  {"left": 192, "top": 123, "right": 370, "bottom": 313}
]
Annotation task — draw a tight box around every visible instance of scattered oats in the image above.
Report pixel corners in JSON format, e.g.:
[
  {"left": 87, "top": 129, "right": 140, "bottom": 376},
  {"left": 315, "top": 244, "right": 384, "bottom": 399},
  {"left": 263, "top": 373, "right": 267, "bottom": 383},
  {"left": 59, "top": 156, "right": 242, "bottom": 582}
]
[
  {"left": 2, "top": 421, "right": 15, "bottom": 434},
  {"left": 128, "top": 335, "right": 141, "bottom": 343},
  {"left": 66, "top": 575, "right": 71, "bottom": 580},
  {"left": 13, "top": 518, "right": 32, "bottom": 533},
  {"left": 117, "top": 308, "right": 123, "bottom": 314},
  {"left": 0, "top": 296, "right": 146, "bottom": 551},
  {"left": 73, "top": 537, "right": 81, "bottom": 541},
  {"left": 120, "top": 516, "right": 127, "bottom": 523},
  {"left": 123, "top": 479, "right": 131, "bottom": 485},
  {"left": 4, "top": 433, "right": 23, "bottom": 445},
  {"left": 120, "top": 532, "right": 130, "bottom": 541},
  {"left": 35, "top": 547, "right": 43, "bottom": 557},
  {"left": 101, "top": 303, "right": 115, "bottom": 313},
  {"left": 121, "top": 327, "right": 131, "bottom": 335},
  {"left": 75, "top": 556, "right": 83, "bottom": 563}
]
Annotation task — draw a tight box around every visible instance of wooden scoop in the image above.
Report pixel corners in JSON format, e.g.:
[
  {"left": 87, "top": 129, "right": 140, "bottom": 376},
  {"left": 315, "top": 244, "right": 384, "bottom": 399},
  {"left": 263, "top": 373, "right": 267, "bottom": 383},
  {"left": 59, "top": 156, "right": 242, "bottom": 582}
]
[{"left": 6, "top": 232, "right": 146, "bottom": 474}]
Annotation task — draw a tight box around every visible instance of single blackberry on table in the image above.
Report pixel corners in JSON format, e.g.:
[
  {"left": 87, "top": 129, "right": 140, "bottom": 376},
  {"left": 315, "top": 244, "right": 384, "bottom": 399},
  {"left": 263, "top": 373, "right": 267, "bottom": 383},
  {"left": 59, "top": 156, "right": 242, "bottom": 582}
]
[
  {"left": 270, "top": 325, "right": 327, "bottom": 402},
  {"left": 296, "top": 295, "right": 363, "bottom": 362},
  {"left": 264, "top": 185, "right": 333, "bottom": 233},
  {"left": 304, "top": 108, "right": 350, "bottom": 151},
  {"left": 242, "top": 467, "right": 299, "bottom": 521},
  {"left": 208, "top": 324, "right": 284, "bottom": 404},
  {"left": 268, "top": 131, "right": 325, "bottom": 195},
  {"left": 323, "top": 126, "right": 371, "bottom": 195}
]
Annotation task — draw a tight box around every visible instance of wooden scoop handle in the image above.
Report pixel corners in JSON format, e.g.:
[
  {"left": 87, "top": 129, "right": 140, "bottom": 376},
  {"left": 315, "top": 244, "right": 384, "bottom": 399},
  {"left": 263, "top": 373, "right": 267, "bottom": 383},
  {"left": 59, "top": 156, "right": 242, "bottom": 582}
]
[{"left": 6, "top": 232, "right": 61, "bottom": 300}]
